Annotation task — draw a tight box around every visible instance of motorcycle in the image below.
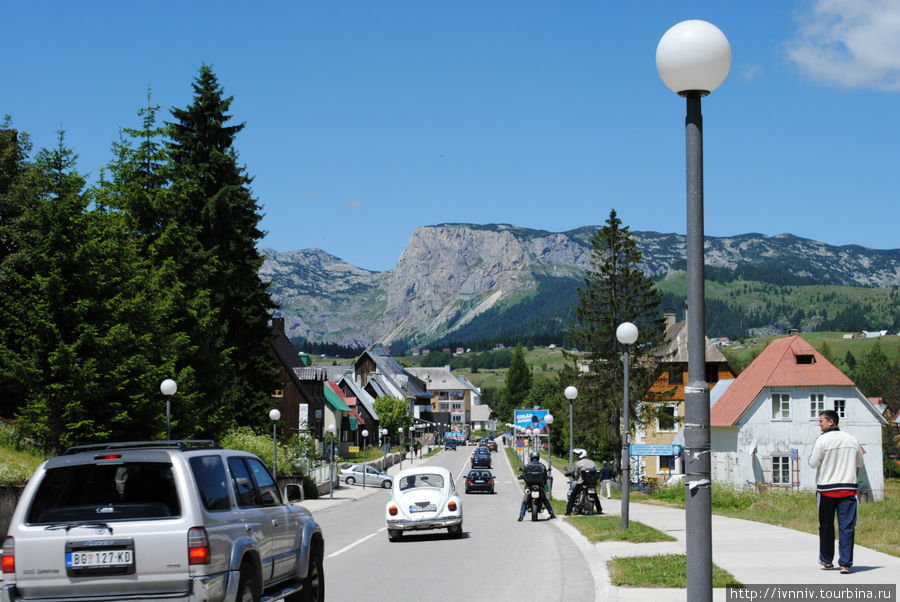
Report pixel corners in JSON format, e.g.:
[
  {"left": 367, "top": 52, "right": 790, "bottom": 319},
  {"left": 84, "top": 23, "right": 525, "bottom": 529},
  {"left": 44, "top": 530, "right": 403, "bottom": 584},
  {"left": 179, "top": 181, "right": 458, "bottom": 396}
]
[
  {"left": 518, "top": 468, "right": 546, "bottom": 522},
  {"left": 523, "top": 482, "right": 544, "bottom": 522},
  {"left": 568, "top": 468, "right": 603, "bottom": 515}
]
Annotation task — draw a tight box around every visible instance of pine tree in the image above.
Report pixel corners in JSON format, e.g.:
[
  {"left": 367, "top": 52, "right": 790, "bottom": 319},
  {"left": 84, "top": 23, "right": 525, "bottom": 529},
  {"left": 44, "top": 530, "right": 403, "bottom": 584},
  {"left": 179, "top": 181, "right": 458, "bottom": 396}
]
[
  {"left": 1, "top": 131, "right": 169, "bottom": 448},
  {"left": 564, "top": 209, "right": 666, "bottom": 461},
  {"left": 504, "top": 344, "right": 532, "bottom": 418},
  {"left": 163, "top": 65, "right": 277, "bottom": 435}
]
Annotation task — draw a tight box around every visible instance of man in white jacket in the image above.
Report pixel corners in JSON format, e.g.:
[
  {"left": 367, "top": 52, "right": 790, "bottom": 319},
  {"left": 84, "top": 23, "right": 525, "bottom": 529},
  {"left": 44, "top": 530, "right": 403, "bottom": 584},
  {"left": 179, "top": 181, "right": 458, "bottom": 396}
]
[{"left": 808, "top": 410, "right": 864, "bottom": 574}]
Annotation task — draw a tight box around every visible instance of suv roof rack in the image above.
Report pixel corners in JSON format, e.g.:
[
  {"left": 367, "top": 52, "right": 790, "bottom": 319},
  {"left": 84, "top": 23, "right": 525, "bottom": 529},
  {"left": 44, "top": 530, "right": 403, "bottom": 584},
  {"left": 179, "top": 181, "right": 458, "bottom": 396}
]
[{"left": 64, "top": 440, "right": 221, "bottom": 454}]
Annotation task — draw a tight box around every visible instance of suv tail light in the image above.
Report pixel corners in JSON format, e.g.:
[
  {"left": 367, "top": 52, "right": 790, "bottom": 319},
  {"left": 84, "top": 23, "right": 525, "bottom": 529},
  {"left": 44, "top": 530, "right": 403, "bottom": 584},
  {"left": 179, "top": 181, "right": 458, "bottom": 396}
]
[
  {"left": 187, "top": 527, "right": 210, "bottom": 565},
  {"left": 2, "top": 537, "right": 14, "bottom": 573}
]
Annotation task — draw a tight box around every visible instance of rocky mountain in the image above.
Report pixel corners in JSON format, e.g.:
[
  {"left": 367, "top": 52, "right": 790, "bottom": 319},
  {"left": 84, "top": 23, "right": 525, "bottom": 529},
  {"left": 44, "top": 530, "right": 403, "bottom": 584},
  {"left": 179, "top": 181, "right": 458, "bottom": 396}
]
[{"left": 259, "top": 224, "right": 900, "bottom": 348}]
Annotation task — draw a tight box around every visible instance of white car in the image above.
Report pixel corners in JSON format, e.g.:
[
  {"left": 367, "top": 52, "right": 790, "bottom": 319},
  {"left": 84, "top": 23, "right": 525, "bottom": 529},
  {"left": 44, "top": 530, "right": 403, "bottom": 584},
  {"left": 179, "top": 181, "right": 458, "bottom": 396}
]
[{"left": 385, "top": 466, "right": 463, "bottom": 541}]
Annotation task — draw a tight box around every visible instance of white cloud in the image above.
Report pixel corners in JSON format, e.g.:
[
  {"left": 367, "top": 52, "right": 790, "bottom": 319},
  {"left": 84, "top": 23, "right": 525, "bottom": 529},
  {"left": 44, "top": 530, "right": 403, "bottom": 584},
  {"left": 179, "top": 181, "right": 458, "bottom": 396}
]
[
  {"left": 786, "top": 0, "right": 900, "bottom": 91},
  {"left": 345, "top": 198, "right": 364, "bottom": 210},
  {"left": 742, "top": 64, "right": 764, "bottom": 81}
]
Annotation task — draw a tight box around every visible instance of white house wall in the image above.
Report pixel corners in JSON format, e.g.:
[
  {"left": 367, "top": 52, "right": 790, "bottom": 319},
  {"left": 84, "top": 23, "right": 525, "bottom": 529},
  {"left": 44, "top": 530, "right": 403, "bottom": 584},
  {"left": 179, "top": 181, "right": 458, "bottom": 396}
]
[{"left": 711, "top": 385, "right": 884, "bottom": 501}]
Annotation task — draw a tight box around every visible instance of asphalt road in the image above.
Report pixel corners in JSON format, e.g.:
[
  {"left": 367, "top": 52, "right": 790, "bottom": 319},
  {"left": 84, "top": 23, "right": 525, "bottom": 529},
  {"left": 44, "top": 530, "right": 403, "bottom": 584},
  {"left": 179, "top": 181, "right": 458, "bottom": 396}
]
[{"left": 314, "top": 448, "right": 594, "bottom": 601}]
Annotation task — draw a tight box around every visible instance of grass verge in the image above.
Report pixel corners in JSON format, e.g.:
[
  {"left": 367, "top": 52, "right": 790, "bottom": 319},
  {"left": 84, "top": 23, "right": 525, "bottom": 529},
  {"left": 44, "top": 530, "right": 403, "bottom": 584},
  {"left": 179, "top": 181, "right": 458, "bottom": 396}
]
[
  {"left": 608, "top": 554, "right": 741, "bottom": 588},
  {"left": 629, "top": 478, "right": 900, "bottom": 558}
]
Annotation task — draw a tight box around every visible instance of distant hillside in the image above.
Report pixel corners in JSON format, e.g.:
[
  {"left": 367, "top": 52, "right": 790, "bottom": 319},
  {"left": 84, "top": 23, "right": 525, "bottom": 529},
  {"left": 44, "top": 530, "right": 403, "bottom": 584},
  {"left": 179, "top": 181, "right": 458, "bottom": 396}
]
[{"left": 259, "top": 224, "right": 900, "bottom": 350}]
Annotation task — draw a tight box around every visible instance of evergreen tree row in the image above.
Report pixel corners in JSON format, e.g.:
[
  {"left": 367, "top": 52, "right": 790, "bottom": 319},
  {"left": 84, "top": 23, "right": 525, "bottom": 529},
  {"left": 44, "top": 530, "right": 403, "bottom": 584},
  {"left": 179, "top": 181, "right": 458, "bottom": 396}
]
[{"left": 0, "top": 66, "right": 277, "bottom": 450}]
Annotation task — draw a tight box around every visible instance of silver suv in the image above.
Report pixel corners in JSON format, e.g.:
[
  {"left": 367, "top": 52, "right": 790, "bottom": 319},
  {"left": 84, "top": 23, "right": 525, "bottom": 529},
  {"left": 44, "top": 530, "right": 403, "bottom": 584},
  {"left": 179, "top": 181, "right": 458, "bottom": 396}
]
[{"left": 1, "top": 441, "right": 324, "bottom": 602}]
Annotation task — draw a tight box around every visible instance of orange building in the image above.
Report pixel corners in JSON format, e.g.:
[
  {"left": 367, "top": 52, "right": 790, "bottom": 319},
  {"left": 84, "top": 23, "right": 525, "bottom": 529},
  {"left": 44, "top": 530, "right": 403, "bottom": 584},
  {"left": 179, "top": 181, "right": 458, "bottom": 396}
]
[{"left": 635, "top": 309, "right": 736, "bottom": 483}]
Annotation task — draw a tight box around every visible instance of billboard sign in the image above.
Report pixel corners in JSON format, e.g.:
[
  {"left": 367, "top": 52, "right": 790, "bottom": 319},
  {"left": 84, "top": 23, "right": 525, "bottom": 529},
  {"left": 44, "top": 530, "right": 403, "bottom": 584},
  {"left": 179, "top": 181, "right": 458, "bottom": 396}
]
[{"left": 514, "top": 409, "right": 550, "bottom": 435}]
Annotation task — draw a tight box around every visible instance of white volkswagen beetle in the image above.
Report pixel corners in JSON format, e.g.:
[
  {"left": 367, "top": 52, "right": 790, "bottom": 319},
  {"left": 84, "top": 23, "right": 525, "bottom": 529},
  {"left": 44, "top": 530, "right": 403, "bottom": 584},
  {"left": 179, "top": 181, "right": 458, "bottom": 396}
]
[{"left": 385, "top": 465, "right": 463, "bottom": 541}]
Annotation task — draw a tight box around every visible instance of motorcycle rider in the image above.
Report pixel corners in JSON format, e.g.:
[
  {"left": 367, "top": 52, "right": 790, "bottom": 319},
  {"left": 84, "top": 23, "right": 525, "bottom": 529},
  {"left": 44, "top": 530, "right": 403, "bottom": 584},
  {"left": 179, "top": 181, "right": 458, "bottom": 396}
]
[
  {"left": 565, "top": 448, "right": 602, "bottom": 515},
  {"left": 518, "top": 451, "right": 557, "bottom": 521}
]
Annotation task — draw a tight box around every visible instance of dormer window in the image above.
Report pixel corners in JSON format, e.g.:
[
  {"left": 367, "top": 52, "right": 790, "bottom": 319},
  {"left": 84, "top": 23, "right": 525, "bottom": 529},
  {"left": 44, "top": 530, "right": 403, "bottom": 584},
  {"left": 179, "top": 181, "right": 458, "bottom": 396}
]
[{"left": 795, "top": 354, "right": 814, "bottom": 365}]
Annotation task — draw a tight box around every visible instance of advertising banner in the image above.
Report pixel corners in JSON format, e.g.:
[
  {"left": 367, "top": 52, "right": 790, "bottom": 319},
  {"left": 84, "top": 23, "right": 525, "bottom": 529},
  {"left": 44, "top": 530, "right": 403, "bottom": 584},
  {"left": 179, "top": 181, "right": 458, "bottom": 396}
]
[{"left": 514, "top": 408, "right": 550, "bottom": 435}]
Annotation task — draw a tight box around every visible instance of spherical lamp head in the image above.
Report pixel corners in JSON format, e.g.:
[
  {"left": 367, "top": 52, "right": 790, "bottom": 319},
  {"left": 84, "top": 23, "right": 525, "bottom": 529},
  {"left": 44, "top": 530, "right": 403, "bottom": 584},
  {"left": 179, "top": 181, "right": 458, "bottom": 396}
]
[
  {"left": 160, "top": 379, "right": 177, "bottom": 396},
  {"left": 544, "top": 413, "right": 554, "bottom": 425},
  {"left": 326, "top": 424, "right": 336, "bottom": 434},
  {"left": 616, "top": 322, "right": 639, "bottom": 345},
  {"left": 269, "top": 409, "right": 281, "bottom": 422},
  {"left": 564, "top": 385, "right": 578, "bottom": 401},
  {"left": 362, "top": 429, "right": 369, "bottom": 438},
  {"left": 656, "top": 20, "right": 731, "bottom": 96}
]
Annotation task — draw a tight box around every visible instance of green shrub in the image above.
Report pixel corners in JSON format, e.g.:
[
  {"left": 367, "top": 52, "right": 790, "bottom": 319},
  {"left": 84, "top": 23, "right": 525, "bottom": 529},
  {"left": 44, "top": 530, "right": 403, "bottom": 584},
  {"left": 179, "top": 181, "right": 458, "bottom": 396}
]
[{"left": 220, "top": 426, "right": 317, "bottom": 477}]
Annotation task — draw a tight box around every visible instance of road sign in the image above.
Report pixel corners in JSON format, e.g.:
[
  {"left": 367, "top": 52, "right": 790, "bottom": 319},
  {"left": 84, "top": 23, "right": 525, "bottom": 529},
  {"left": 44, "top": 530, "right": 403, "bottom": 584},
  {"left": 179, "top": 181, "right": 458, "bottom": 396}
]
[{"left": 629, "top": 444, "right": 683, "bottom": 456}]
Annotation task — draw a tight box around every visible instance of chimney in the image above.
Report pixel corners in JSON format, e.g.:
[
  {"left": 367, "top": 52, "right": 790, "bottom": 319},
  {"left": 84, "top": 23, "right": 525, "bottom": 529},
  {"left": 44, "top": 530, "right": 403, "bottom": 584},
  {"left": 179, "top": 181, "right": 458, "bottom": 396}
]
[
  {"left": 664, "top": 310, "right": 677, "bottom": 330},
  {"left": 272, "top": 316, "right": 285, "bottom": 335}
]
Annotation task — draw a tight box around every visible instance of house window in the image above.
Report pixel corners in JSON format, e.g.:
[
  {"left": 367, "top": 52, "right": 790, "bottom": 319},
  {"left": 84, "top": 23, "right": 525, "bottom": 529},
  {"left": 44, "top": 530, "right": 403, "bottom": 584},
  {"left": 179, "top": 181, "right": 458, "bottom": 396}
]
[
  {"left": 452, "top": 403, "right": 462, "bottom": 410},
  {"left": 705, "top": 364, "right": 719, "bottom": 383},
  {"left": 657, "top": 405, "right": 677, "bottom": 433},
  {"left": 658, "top": 455, "right": 676, "bottom": 472},
  {"left": 834, "top": 399, "right": 846, "bottom": 418},
  {"left": 451, "top": 415, "right": 462, "bottom": 423},
  {"left": 809, "top": 393, "right": 825, "bottom": 419},
  {"left": 272, "top": 389, "right": 284, "bottom": 398},
  {"left": 772, "top": 394, "right": 790, "bottom": 420},
  {"left": 772, "top": 456, "right": 790, "bottom": 485},
  {"left": 668, "top": 366, "right": 683, "bottom": 385}
]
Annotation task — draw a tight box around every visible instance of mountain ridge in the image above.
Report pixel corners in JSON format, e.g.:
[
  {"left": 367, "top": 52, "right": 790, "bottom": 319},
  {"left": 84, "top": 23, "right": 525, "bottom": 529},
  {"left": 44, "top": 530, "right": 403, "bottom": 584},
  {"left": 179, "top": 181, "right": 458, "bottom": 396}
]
[{"left": 260, "top": 224, "right": 900, "bottom": 348}]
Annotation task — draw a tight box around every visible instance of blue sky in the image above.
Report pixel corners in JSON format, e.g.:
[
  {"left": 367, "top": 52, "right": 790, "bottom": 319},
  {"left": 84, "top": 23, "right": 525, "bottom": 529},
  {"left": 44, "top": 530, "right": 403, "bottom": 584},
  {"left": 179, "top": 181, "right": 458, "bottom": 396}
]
[{"left": 4, "top": 1, "right": 899, "bottom": 271}]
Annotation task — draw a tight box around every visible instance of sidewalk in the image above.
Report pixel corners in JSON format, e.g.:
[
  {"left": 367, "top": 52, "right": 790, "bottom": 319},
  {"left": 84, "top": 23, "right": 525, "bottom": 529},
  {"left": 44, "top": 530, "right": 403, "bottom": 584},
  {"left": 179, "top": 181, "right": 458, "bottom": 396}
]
[
  {"left": 545, "top": 465, "right": 900, "bottom": 600},
  {"left": 299, "top": 449, "right": 432, "bottom": 513}
]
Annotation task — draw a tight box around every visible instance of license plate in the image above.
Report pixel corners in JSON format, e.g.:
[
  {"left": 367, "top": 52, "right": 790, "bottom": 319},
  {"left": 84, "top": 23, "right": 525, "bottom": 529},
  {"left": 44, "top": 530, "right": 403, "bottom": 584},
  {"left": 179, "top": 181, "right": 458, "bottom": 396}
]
[
  {"left": 410, "top": 504, "right": 437, "bottom": 513},
  {"left": 474, "top": 479, "right": 485, "bottom": 483},
  {"left": 587, "top": 488, "right": 596, "bottom": 494},
  {"left": 66, "top": 549, "right": 134, "bottom": 568}
]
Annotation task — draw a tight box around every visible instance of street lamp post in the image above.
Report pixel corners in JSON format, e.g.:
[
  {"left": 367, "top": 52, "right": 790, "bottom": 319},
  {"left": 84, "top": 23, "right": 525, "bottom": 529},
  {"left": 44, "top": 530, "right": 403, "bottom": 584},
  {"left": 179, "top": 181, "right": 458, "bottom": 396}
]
[
  {"left": 326, "top": 424, "right": 337, "bottom": 500},
  {"left": 564, "top": 386, "right": 577, "bottom": 482},
  {"left": 544, "top": 413, "right": 554, "bottom": 497},
  {"left": 616, "top": 322, "right": 639, "bottom": 530},
  {"left": 397, "top": 427, "right": 404, "bottom": 470},
  {"left": 160, "top": 379, "right": 177, "bottom": 441},
  {"left": 409, "top": 425, "right": 416, "bottom": 461},
  {"left": 381, "top": 428, "right": 388, "bottom": 453},
  {"left": 269, "top": 409, "right": 281, "bottom": 477},
  {"left": 657, "top": 20, "right": 730, "bottom": 602},
  {"left": 361, "top": 429, "right": 369, "bottom": 489}
]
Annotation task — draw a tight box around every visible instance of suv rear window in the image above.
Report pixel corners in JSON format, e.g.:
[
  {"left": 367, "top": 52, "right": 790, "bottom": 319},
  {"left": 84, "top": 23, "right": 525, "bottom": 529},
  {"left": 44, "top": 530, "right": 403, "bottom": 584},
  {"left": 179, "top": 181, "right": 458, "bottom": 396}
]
[{"left": 27, "top": 462, "right": 180, "bottom": 523}]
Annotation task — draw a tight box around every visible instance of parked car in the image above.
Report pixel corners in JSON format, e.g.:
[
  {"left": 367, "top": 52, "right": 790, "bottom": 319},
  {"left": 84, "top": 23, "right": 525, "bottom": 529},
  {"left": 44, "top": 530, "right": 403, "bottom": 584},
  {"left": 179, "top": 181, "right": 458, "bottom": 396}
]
[
  {"left": 338, "top": 464, "right": 393, "bottom": 488},
  {"left": 385, "top": 466, "right": 462, "bottom": 541},
  {"left": 470, "top": 449, "right": 492, "bottom": 469},
  {"left": 465, "top": 470, "right": 495, "bottom": 494},
  {"left": 0, "top": 440, "right": 324, "bottom": 602}
]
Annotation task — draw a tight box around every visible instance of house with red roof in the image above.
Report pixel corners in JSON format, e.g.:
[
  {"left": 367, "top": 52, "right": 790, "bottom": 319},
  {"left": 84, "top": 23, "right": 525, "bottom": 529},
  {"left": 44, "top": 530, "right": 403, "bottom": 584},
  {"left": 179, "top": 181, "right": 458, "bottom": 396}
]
[{"left": 710, "top": 335, "right": 887, "bottom": 500}]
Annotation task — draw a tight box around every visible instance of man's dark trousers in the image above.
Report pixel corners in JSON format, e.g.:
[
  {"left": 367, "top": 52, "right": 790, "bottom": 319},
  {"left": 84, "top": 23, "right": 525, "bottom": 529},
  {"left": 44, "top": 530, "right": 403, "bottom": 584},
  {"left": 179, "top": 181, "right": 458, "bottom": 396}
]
[{"left": 817, "top": 493, "right": 857, "bottom": 568}]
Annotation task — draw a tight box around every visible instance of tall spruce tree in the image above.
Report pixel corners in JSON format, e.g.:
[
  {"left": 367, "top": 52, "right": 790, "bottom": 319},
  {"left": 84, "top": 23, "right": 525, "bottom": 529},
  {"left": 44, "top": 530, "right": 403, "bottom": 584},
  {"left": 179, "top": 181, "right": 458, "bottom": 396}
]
[
  {"left": 504, "top": 345, "right": 532, "bottom": 420},
  {"left": 163, "top": 65, "right": 277, "bottom": 435},
  {"left": 1, "top": 132, "right": 169, "bottom": 448},
  {"left": 563, "top": 209, "right": 666, "bottom": 462}
]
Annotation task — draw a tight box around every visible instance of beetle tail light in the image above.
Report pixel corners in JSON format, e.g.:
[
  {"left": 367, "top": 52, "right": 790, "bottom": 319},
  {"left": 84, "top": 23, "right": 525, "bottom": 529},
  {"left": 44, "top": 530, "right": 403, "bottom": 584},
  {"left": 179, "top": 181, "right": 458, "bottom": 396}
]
[
  {"left": 2, "top": 537, "right": 14, "bottom": 574},
  {"left": 388, "top": 505, "right": 398, "bottom": 516},
  {"left": 188, "top": 527, "right": 210, "bottom": 565},
  {"left": 448, "top": 501, "right": 457, "bottom": 511}
]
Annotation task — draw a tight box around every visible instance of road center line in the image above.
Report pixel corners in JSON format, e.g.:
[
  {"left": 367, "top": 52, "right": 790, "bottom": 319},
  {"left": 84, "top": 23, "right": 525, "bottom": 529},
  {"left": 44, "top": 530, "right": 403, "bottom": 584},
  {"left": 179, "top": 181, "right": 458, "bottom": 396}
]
[{"left": 326, "top": 527, "right": 386, "bottom": 559}]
